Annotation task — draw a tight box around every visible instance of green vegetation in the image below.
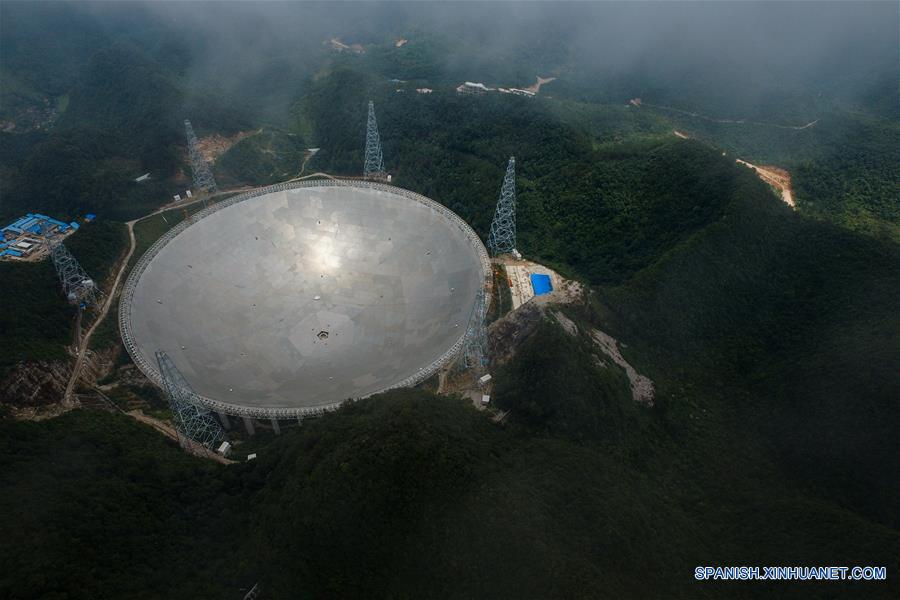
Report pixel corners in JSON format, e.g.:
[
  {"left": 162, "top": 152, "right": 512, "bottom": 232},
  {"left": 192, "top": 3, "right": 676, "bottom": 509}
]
[
  {"left": 494, "top": 319, "right": 636, "bottom": 440},
  {"left": 0, "top": 258, "right": 70, "bottom": 373},
  {"left": 214, "top": 130, "right": 307, "bottom": 186},
  {"left": 87, "top": 298, "right": 120, "bottom": 352},
  {"left": 0, "top": 410, "right": 239, "bottom": 599},
  {"left": 65, "top": 221, "right": 128, "bottom": 290},
  {"left": 597, "top": 185, "right": 900, "bottom": 529},
  {"left": 4, "top": 338, "right": 898, "bottom": 597},
  {"left": 1, "top": 4, "right": 898, "bottom": 598},
  {"left": 300, "top": 70, "right": 741, "bottom": 285},
  {"left": 644, "top": 107, "right": 900, "bottom": 241},
  {"left": 0, "top": 221, "right": 127, "bottom": 376},
  {"left": 0, "top": 3, "right": 249, "bottom": 222},
  {"left": 486, "top": 263, "right": 513, "bottom": 323}
]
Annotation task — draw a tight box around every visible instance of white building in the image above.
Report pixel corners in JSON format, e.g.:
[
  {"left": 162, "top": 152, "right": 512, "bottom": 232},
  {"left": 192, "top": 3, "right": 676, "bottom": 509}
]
[
  {"left": 508, "top": 88, "right": 536, "bottom": 98},
  {"left": 456, "top": 81, "right": 491, "bottom": 96}
]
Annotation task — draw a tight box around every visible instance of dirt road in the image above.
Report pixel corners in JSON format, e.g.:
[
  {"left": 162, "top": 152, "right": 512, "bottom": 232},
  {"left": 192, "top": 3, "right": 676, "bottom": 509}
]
[
  {"left": 62, "top": 188, "right": 245, "bottom": 405},
  {"left": 588, "top": 328, "right": 655, "bottom": 406},
  {"left": 525, "top": 76, "right": 556, "bottom": 94},
  {"left": 736, "top": 159, "right": 795, "bottom": 208},
  {"left": 127, "top": 409, "right": 234, "bottom": 464},
  {"left": 641, "top": 101, "right": 818, "bottom": 130},
  {"left": 62, "top": 221, "right": 136, "bottom": 406},
  {"left": 672, "top": 130, "right": 795, "bottom": 209}
]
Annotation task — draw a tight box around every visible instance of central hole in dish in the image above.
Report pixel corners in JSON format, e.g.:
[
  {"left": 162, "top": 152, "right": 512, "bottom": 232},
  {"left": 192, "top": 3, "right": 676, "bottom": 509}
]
[{"left": 317, "top": 330, "right": 329, "bottom": 340}]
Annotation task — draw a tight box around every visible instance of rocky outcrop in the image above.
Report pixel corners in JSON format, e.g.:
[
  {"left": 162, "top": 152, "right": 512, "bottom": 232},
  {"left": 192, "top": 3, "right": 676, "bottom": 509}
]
[
  {"left": 0, "top": 344, "right": 121, "bottom": 416},
  {"left": 486, "top": 281, "right": 655, "bottom": 407},
  {"left": 79, "top": 345, "right": 120, "bottom": 387},
  {"left": 588, "top": 328, "right": 655, "bottom": 406},
  {"left": 0, "top": 360, "right": 71, "bottom": 408},
  {"left": 487, "top": 301, "right": 545, "bottom": 367}
]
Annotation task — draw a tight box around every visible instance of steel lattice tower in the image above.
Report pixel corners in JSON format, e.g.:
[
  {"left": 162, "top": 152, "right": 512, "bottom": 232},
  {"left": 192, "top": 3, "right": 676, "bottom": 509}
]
[
  {"left": 486, "top": 157, "right": 517, "bottom": 256},
  {"left": 156, "top": 350, "right": 224, "bottom": 449},
  {"left": 50, "top": 241, "right": 98, "bottom": 308},
  {"left": 184, "top": 119, "right": 218, "bottom": 194},
  {"left": 462, "top": 287, "right": 489, "bottom": 371},
  {"left": 363, "top": 100, "right": 386, "bottom": 179}
]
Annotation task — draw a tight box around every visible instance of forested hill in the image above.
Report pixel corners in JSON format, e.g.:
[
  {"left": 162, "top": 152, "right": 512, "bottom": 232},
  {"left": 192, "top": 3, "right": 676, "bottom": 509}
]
[
  {"left": 2, "top": 2, "right": 896, "bottom": 238},
  {"left": 0, "top": 2, "right": 249, "bottom": 221},
  {"left": 0, "top": 3, "right": 898, "bottom": 598},
  {"left": 3, "top": 68, "right": 898, "bottom": 593},
  {"left": 299, "top": 68, "right": 754, "bottom": 285}
]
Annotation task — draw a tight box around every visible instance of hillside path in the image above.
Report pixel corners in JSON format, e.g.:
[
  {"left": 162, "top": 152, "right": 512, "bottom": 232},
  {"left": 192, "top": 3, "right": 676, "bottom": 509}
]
[
  {"left": 62, "top": 221, "right": 136, "bottom": 406},
  {"left": 735, "top": 159, "right": 795, "bottom": 208},
  {"left": 63, "top": 188, "right": 247, "bottom": 405}
]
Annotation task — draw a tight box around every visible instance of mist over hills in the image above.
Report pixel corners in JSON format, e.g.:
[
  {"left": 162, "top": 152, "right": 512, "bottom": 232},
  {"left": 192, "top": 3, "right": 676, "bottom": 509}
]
[{"left": 0, "top": 2, "right": 898, "bottom": 598}]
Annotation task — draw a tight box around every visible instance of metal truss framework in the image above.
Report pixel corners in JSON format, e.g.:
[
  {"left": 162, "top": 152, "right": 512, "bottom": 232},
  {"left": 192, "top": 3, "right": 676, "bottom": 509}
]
[
  {"left": 486, "top": 156, "right": 517, "bottom": 256},
  {"left": 120, "top": 179, "right": 492, "bottom": 419},
  {"left": 156, "top": 350, "right": 224, "bottom": 449},
  {"left": 462, "top": 286, "right": 489, "bottom": 372},
  {"left": 184, "top": 119, "right": 218, "bottom": 194},
  {"left": 50, "top": 241, "right": 98, "bottom": 308},
  {"left": 363, "top": 101, "right": 386, "bottom": 179}
]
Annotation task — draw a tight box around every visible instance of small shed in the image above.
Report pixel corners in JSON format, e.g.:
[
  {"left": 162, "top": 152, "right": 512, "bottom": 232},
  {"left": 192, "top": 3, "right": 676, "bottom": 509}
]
[{"left": 217, "top": 441, "right": 232, "bottom": 457}]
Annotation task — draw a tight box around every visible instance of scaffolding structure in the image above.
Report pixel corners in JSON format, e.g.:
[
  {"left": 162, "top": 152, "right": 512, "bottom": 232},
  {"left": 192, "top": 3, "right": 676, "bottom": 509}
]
[
  {"left": 486, "top": 157, "right": 517, "bottom": 256},
  {"left": 50, "top": 241, "right": 98, "bottom": 308},
  {"left": 184, "top": 119, "right": 218, "bottom": 194},
  {"left": 462, "top": 287, "right": 489, "bottom": 371},
  {"left": 363, "top": 100, "right": 386, "bottom": 180},
  {"left": 156, "top": 350, "right": 224, "bottom": 449}
]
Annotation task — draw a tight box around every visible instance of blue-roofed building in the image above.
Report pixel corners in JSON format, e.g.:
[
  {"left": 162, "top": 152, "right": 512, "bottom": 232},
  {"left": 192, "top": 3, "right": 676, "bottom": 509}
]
[
  {"left": 530, "top": 273, "right": 553, "bottom": 296},
  {"left": 85, "top": 213, "right": 96, "bottom": 222},
  {"left": 1, "top": 212, "right": 77, "bottom": 260}
]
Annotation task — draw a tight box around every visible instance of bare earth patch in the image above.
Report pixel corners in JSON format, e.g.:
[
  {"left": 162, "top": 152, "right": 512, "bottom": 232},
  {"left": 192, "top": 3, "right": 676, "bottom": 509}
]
[
  {"left": 196, "top": 129, "right": 261, "bottom": 164},
  {"left": 736, "top": 159, "right": 795, "bottom": 208},
  {"left": 525, "top": 76, "right": 557, "bottom": 94},
  {"left": 550, "top": 310, "right": 578, "bottom": 337},
  {"left": 672, "top": 131, "right": 795, "bottom": 209},
  {"left": 327, "top": 38, "right": 365, "bottom": 54},
  {"left": 446, "top": 256, "right": 654, "bottom": 409},
  {"left": 128, "top": 409, "right": 233, "bottom": 464},
  {"left": 588, "top": 329, "right": 655, "bottom": 406}
]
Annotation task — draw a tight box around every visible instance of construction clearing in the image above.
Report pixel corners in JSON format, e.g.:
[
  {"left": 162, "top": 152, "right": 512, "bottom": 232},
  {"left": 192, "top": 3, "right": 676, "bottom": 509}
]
[
  {"left": 499, "top": 258, "right": 561, "bottom": 310},
  {"left": 1, "top": 212, "right": 90, "bottom": 261}
]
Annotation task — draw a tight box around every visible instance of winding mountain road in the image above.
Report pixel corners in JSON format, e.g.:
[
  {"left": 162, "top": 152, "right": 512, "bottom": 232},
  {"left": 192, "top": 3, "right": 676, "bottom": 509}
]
[
  {"left": 641, "top": 101, "right": 818, "bottom": 130},
  {"left": 62, "top": 220, "right": 137, "bottom": 406},
  {"left": 62, "top": 189, "right": 249, "bottom": 405}
]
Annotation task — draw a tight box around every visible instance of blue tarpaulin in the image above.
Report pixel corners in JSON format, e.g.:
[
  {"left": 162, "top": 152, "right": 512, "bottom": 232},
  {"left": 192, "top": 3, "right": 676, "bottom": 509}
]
[{"left": 530, "top": 273, "right": 553, "bottom": 296}]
